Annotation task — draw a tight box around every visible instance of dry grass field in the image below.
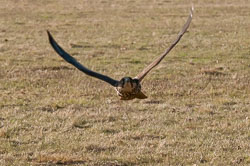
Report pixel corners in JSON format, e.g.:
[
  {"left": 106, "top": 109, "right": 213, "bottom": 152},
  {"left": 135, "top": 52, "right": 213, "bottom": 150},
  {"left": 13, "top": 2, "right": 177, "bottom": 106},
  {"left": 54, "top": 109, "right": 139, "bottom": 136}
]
[{"left": 0, "top": 0, "right": 249, "bottom": 165}]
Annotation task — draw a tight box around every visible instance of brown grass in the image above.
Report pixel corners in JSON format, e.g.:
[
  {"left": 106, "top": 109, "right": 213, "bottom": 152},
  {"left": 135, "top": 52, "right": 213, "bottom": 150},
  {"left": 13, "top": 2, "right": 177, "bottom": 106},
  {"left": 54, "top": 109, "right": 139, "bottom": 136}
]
[{"left": 0, "top": 0, "right": 249, "bottom": 165}]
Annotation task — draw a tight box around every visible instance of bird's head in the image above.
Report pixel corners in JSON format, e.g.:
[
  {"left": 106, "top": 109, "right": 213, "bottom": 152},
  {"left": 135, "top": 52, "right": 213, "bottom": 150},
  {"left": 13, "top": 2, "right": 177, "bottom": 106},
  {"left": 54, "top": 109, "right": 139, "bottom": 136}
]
[{"left": 118, "top": 77, "right": 133, "bottom": 90}]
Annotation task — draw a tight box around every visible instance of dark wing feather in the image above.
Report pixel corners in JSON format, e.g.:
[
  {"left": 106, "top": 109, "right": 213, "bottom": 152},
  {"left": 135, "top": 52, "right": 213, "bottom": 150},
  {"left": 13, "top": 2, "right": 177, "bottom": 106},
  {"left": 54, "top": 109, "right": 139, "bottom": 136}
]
[
  {"left": 135, "top": 6, "right": 193, "bottom": 82},
  {"left": 47, "top": 31, "right": 119, "bottom": 87}
]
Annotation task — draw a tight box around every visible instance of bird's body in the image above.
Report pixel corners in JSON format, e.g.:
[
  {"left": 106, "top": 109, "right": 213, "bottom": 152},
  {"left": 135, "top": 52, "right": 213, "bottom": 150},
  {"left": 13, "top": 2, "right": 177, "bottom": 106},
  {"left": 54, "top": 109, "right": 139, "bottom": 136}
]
[
  {"left": 47, "top": 7, "right": 193, "bottom": 100},
  {"left": 115, "top": 77, "right": 147, "bottom": 100}
]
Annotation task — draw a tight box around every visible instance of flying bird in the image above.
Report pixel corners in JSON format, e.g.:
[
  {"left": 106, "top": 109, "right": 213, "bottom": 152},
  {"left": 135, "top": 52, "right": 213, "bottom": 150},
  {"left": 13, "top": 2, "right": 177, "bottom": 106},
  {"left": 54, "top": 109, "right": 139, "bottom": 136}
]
[{"left": 47, "top": 7, "right": 193, "bottom": 100}]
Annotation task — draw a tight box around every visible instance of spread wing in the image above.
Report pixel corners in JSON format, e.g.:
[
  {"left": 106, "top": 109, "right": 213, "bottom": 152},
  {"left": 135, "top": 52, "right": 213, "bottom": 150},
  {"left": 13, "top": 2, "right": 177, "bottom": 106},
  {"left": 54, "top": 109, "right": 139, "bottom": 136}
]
[
  {"left": 134, "top": 6, "right": 194, "bottom": 82},
  {"left": 47, "top": 31, "right": 119, "bottom": 87}
]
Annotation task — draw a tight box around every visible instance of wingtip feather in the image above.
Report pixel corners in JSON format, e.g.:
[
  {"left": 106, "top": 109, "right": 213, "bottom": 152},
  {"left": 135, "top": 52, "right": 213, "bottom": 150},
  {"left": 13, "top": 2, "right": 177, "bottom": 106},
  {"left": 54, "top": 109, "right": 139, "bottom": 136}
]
[
  {"left": 190, "top": 5, "right": 194, "bottom": 17},
  {"left": 47, "top": 30, "right": 53, "bottom": 42}
]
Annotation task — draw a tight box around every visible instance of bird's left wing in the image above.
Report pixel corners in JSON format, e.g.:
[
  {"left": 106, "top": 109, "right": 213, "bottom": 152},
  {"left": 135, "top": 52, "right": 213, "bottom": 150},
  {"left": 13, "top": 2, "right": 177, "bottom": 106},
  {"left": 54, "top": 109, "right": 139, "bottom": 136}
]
[
  {"left": 47, "top": 31, "right": 119, "bottom": 87},
  {"left": 134, "top": 6, "right": 193, "bottom": 82}
]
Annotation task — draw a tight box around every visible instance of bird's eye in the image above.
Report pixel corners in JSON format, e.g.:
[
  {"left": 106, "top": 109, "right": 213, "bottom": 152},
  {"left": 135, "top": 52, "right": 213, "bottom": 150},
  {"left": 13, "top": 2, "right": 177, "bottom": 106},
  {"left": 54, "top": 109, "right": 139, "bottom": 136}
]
[
  {"left": 134, "top": 79, "right": 139, "bottom": 84},
  {"left": 120, "top": 78, "right": 125, "bottom": 85}
]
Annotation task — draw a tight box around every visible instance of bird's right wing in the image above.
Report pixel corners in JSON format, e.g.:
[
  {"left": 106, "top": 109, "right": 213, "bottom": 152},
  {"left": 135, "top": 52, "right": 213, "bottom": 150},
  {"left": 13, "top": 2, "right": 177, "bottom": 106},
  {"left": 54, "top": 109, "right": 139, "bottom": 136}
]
[{"left": 47, "top": 31, "right": 119, "bottom": 87}]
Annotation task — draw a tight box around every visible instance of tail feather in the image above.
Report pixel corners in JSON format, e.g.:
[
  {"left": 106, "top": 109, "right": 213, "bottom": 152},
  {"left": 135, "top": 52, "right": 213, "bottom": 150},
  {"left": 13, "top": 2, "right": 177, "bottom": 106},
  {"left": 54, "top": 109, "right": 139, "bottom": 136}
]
[{"left": 135, "top": 91, "right": 147, "bottom": 99}]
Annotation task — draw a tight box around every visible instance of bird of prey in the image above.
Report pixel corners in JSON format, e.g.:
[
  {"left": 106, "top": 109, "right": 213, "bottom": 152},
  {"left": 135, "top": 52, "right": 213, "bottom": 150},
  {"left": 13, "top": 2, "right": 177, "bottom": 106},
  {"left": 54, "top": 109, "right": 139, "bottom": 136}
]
[{"left": 47, "top": 7, "right": 193, "bottom": 100}]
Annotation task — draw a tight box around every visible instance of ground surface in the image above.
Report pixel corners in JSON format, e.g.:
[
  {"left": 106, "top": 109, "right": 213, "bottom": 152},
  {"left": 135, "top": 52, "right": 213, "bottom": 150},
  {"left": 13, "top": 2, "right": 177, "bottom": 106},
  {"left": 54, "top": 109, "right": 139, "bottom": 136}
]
[{"left": 0, "top": 0, "right": 249, "bottom": 165}]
